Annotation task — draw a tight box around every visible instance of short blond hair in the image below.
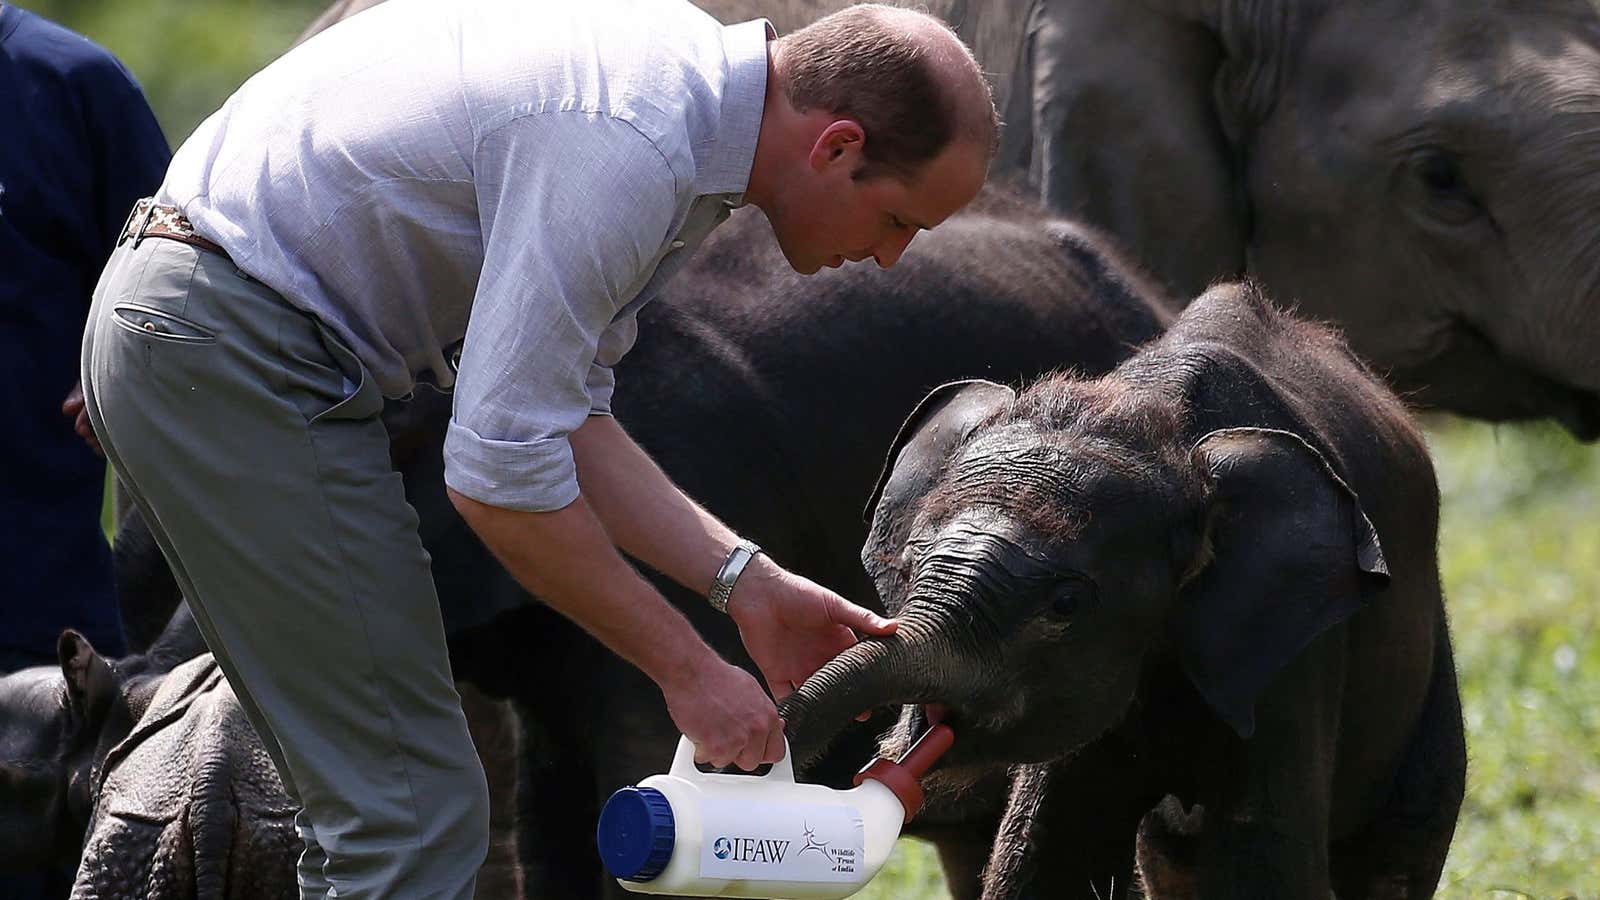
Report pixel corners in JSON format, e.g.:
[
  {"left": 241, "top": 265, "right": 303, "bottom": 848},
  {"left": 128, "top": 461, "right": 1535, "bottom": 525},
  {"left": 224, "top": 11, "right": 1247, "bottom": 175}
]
[{"left": 774, "top": 4, "right": 997, "bottom": 181}]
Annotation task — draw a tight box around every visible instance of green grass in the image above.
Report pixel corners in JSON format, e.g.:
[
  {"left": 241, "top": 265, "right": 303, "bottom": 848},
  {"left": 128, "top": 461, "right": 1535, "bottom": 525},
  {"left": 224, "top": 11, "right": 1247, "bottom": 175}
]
[
  {"left": 862, "top": 418, "right": 1600, "bottom": 899},
  {"left": 1430, "top": 419, "right": 1600, "bottom": 899}
]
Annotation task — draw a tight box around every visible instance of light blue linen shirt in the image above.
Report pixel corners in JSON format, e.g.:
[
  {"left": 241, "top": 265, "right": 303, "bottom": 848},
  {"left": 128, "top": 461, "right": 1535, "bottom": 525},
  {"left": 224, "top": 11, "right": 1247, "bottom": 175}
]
[{"left": 156, "top": 0, "right": 771, "bottom": 511}]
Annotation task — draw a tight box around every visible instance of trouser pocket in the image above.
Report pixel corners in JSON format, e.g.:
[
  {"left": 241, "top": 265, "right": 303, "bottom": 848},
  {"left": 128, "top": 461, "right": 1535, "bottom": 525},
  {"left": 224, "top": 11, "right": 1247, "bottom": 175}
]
[
  {"left": 110, "top": 302, "right": 218, "bottom": 343},
  {"left": 275, "top": 307, "right": 386, "bottom": 426},
  {"left": 310, "top": 325, "right": 383, "bottom": 424}
]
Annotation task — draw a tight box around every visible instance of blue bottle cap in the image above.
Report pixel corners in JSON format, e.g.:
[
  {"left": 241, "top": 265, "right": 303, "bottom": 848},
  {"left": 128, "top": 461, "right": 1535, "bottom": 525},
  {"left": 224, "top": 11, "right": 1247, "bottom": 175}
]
[{"left": 597, "top": 786, "right": 675, "bottom": 882}]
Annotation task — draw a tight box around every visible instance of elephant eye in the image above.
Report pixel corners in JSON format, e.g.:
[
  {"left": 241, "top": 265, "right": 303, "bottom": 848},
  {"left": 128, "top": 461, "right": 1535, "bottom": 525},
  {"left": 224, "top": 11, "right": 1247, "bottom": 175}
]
[
  {"left": 1417, "top": 153, "right": 1464, "bottom": 194},
  {"left": 1048, "top": 577, "right": 1098, "bottom": 618},
  {"left": 1408, "top": 149, "right": 1482, "bottom": 226}
]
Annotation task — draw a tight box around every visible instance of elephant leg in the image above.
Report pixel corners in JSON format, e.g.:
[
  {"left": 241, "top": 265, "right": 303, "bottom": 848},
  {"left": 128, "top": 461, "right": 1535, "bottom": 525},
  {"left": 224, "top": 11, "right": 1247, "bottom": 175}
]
[
  {"left": 1012, "top": 738, "right": 1152, "bottom": 900},
  {"left": 1330, "top": 632, "right": 1466, "bottom": 899},
  {"left": 935, "top": 831, "right": 995, "bottom": 900},
  {"left": 513, "top": 699, "right": 603, "bottom": 898},
  {"left": 587, "top": 659, "right": 692, "bottom": 900},
  {"left": 979, "top": 763, "right": 1052, "bottom": 900},
  {"left": 928, "top": 745, "right": 1147, "bottom": 900},
  {"left": 460, "top": 684, "right": 525, "bottom": 899},
  {"left": 1020, "top": 800, "right": 1142, "bottom": 899},
  {"left": 1192, "top": 644, "right": 1341, "bottom": 899}
]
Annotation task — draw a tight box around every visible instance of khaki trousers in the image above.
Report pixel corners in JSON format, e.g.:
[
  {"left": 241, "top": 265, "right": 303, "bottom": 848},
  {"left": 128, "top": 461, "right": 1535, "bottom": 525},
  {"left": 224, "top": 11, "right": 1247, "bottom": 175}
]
[{"left": 82, "top": 235, "right": 488, "bottom": 899}]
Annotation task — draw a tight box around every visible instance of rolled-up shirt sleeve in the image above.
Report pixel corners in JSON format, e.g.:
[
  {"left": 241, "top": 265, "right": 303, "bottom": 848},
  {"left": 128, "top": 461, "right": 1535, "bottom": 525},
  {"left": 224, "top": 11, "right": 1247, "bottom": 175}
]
[{"left": 444, "top": 112, "right": 678, "bottom": 511}]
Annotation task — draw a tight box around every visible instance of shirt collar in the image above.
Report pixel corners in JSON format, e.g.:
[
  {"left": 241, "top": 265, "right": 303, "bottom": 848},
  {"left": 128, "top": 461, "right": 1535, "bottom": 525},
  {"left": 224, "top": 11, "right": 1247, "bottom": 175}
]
[{"left": 697, "top": 18, "right": 774, "bottom": 203}]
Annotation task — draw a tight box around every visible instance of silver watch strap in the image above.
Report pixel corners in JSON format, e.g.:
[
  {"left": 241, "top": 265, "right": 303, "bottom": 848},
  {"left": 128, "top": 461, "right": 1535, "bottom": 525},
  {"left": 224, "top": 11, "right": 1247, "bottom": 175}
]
[{"left": 708, "top": 539, "right": 762, "bottom": 613}]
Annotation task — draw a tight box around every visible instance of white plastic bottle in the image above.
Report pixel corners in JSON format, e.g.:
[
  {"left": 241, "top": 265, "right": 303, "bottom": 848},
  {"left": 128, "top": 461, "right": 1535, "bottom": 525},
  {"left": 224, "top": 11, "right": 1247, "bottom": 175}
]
[{"left": 597, "top": 724, "right": 954, "bottom": 899}]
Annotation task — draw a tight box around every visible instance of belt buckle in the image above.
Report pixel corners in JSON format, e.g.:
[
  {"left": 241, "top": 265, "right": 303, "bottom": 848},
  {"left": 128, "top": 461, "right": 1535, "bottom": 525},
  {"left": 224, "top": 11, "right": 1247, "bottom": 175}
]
[
  {"left": 118, "top": 199, "right": 152, "bottom": 247},
  {"left": 130, "top": 200, "right": 160, "bottom": 250}
]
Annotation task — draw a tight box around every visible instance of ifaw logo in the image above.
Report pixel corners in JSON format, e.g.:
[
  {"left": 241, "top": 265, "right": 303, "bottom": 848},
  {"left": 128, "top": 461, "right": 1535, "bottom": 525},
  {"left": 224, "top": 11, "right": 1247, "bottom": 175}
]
[{"left": 711, "top": 835, "right": 791, "bottom": 864}]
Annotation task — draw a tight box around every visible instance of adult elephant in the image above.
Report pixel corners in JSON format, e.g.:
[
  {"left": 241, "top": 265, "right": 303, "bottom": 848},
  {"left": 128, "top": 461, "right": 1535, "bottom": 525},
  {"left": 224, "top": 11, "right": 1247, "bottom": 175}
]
[{"left": 998, "top": 0, "right": 1600, "bottom": 437}]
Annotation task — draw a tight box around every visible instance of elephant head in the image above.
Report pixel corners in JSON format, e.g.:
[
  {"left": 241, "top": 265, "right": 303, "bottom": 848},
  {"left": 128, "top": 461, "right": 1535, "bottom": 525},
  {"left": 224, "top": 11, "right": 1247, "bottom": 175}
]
[
  {"left": 1002, "top": 0, "right": 1600, "bottom": 435},
  {"left": 781, "top": 352, "right": 1390, "bottom": 778},
  {"left": 0, "top": 609, "right": 206, "bottom": 872}
]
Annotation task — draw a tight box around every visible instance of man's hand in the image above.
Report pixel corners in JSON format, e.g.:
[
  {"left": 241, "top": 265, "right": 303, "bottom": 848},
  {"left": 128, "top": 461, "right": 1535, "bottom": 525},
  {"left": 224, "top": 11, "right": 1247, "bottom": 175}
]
[
  {"left": 449, "top": 483, "right": 790, "bottom": 773},
  {"left": 62, "top": 381, "right": 103, "bottom": 456},
  {"left": 660, "top": 653, "right": 786, "bottom": 772},
  {"left": 726, "top": 556, "right": 897, "bottom": 702}
]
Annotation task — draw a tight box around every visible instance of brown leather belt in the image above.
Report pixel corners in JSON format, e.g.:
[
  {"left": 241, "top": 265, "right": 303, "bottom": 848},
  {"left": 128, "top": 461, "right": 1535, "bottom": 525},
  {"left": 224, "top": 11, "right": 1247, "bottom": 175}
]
[{"left": 121, "top": 198, "right": 231, "bottom": 261}]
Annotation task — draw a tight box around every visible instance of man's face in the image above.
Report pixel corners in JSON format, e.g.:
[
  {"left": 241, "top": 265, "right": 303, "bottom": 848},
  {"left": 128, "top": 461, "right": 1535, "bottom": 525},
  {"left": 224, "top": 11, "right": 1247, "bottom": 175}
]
[{"left": 769, "top": 127, "right": 987, "bottom": 275}]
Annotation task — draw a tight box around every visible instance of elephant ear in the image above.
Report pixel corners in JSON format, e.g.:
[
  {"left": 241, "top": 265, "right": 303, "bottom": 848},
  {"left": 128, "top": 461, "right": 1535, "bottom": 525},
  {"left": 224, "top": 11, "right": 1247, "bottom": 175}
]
[
  {"left": 861, "top": 380, "right": 1015, "bottom": 603},
  {"left": 57, "top": 630, "right": 116, "bottom": 730},
  {"left": 1177, "top": 428, "right": 1389, "bottom": 739}
]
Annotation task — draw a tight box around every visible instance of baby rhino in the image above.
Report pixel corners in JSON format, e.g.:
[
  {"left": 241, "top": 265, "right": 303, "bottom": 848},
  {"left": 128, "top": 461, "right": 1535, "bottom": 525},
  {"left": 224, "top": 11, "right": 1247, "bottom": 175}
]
[
  {"left": 783, "top": 282, "right": 1467, "bottom": 899},
  {"left": 0, "top": 609, "right": 298, "bottom": 900}
]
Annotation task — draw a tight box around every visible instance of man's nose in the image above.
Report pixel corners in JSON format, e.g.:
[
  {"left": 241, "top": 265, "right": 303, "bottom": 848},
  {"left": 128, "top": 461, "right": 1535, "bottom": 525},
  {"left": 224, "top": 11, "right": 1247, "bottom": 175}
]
[{"left": 872, "top": 229, "right": 918, "bottom": 269}]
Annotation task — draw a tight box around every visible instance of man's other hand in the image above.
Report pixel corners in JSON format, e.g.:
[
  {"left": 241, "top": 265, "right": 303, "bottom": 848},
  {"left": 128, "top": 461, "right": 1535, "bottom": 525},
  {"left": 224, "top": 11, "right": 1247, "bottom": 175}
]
[
  {"left": 727, "top": 557, "right": 897, "bottom": 703},
  {"left": 661, "top": 655, "right": 786, "bottom": 772},
  {"left": 62, "top": 381, "right": 103, "bottom": 456}
]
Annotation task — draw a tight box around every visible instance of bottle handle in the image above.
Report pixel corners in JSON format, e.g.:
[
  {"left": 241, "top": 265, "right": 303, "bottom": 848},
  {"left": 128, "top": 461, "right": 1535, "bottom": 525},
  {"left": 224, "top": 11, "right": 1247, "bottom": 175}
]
[{"left": 670, "top": 735, "right": 796, "bottom": 783}]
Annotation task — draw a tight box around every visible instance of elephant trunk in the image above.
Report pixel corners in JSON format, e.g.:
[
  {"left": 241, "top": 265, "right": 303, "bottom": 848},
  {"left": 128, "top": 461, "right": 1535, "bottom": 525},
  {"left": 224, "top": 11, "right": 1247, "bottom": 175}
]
[{"left": 779, "top": 617, "right": 952, "bottom": 771}]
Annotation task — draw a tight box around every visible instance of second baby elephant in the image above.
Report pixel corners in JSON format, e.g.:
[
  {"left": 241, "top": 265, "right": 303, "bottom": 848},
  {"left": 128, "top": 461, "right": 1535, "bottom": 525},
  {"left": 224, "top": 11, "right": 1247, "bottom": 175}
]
[{"left": 781, "top": 282, "right": 1467, "bottom": 899}]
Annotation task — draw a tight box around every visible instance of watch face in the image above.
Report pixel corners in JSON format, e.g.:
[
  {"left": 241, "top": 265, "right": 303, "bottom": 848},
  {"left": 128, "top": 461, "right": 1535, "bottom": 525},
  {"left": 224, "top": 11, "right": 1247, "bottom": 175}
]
[{"left": 709, "top": 543, "right": 761, "bottom": 612}]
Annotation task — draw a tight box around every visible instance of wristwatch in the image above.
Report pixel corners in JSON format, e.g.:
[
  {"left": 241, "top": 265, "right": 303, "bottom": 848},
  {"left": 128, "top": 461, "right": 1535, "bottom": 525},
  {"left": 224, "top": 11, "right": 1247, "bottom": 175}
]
[{"left": 708, "top": 539, "right": 763, "bottom": 613}]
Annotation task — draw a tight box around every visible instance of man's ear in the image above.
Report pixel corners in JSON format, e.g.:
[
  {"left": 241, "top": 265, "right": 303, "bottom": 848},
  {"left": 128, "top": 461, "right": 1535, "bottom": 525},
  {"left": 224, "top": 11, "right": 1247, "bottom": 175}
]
[
  {"left": 810, "top": 119, "right": 866, "bottom": 171},
  {"left": 861, "top": 380, "right": 1015, "bottom": 605},
  {"left": 57, "top": 630, "right": 116, "bottom": 729}
]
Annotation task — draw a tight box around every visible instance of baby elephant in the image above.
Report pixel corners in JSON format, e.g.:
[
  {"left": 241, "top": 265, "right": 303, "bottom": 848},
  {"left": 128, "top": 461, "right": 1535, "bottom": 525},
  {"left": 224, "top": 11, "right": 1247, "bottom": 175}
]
[{"left": 782, "top": 283, "right": 1466, "bottom": 899}]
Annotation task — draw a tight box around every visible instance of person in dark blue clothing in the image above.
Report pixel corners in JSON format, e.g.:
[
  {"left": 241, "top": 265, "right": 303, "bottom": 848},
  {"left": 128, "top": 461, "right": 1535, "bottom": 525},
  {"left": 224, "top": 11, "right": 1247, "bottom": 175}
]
[{"left": 0, "top": 3, "right": 169, "bottom": 894}]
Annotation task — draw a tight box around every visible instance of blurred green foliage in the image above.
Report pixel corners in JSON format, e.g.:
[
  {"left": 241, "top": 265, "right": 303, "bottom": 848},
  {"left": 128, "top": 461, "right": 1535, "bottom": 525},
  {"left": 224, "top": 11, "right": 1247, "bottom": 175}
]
[
  {"left": 1430, "top": 419, "right": 1600, "bottom": 898},
  {"left": 24, "top": 0, "right": 331, "bottom": 144},
  {"left": 43, "top": 1, "right": 1597, "bottom": 895}
]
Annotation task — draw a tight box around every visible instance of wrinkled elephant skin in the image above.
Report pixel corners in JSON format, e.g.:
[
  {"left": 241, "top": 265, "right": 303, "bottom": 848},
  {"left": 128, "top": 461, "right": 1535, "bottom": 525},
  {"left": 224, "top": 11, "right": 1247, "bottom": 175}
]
[{"left": 1002, "top": 0, "right": 1600, "bottom": 435}]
